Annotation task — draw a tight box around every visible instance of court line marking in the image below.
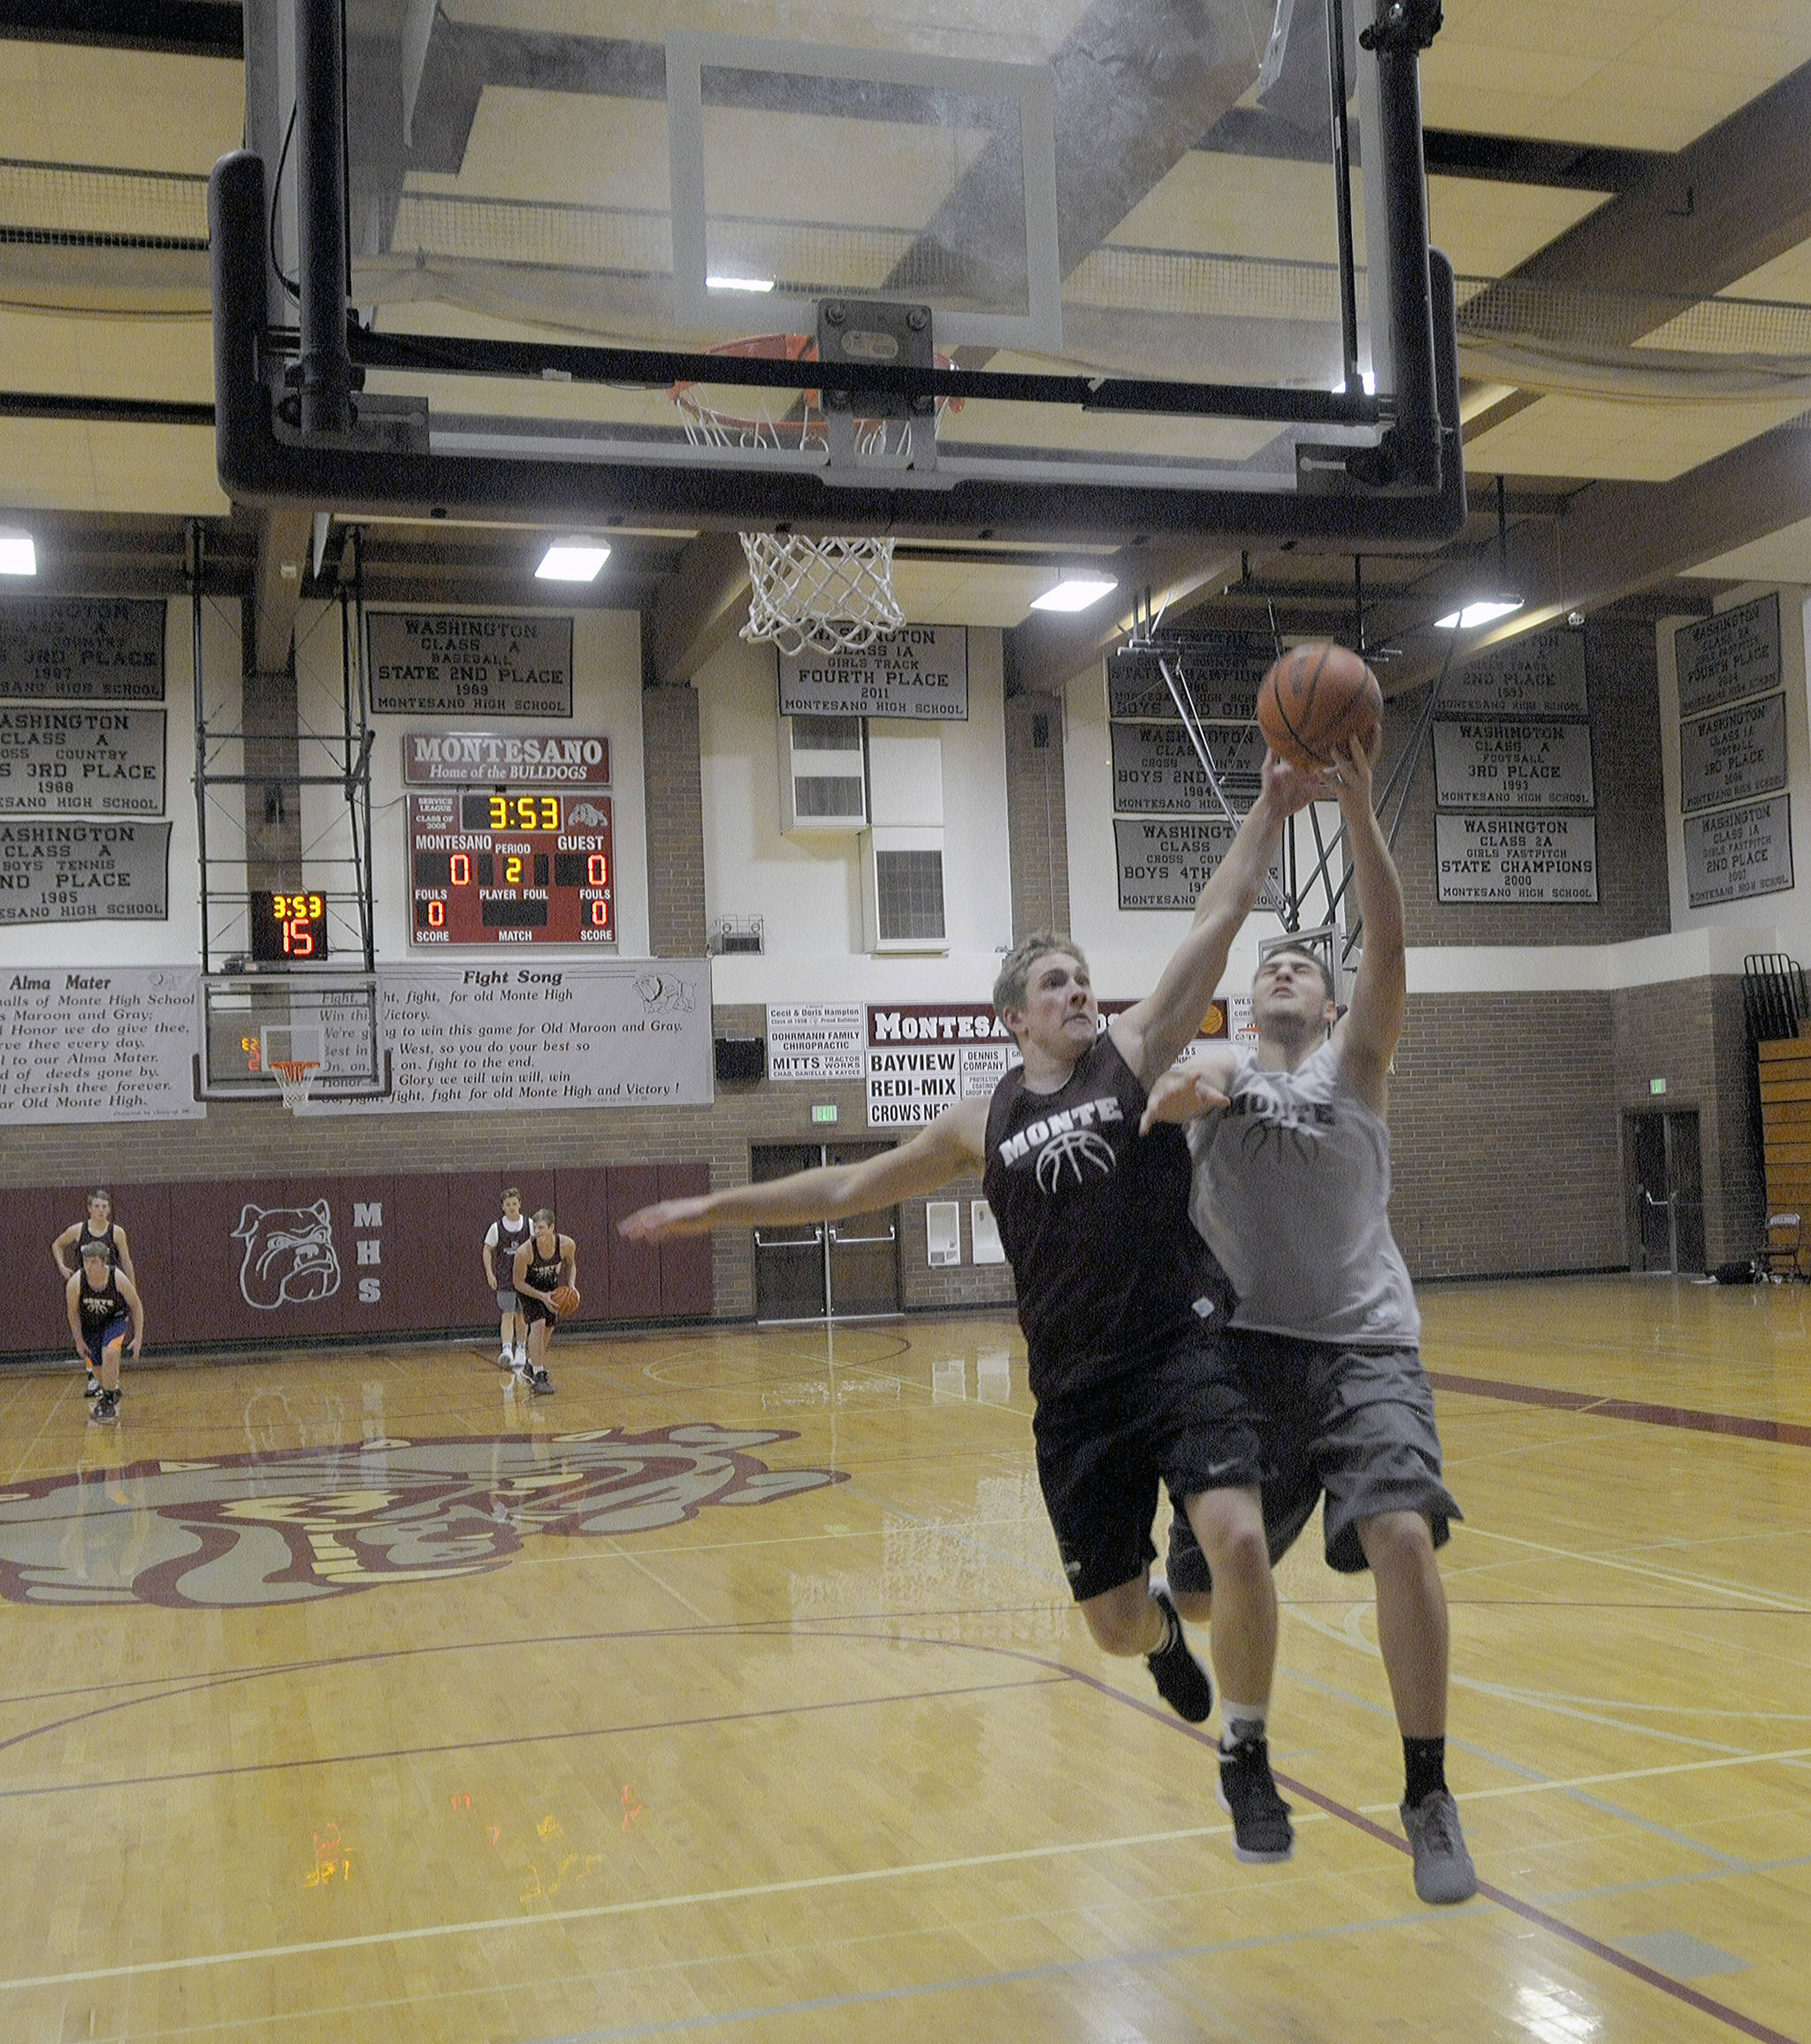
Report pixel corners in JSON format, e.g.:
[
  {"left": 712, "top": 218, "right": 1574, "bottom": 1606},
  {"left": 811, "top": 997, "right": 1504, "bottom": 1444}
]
[
  {"left": 1454, "top": 1525, "right": 1807, "bottom": 1612},
  {"left": 1427, "top": 1368, "right": 1811, "bottom": 1450}
]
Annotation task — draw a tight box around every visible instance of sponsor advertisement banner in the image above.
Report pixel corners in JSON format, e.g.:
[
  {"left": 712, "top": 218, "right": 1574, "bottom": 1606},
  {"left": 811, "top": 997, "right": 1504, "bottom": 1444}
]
[
  {"left": 778, "top": 626, "right": 968, "bottom": 721},
  {"left": 865, "top": 1002, "right": 1019, "bottom": 1129},
  {"left": 0, "top": 966, "right": 202, "bottom": 1123},
  {"left": 366, "top": 613, "right": 574, "bottom": 717},
  {"left": 1676, "top": 593, "right": 1782, "bottom": 718},
  {"left": 0, "top": 597, "right": 165, "bottom": 701},
  {"left": 766, "top": 1003, "right": 866, "bottom": 1081},
  {"left": 1435, "top": 812, "right": 1600, "bottom": 904},
  {"left": 1683, "top": 795, "right": 1794, "bottom": 907},
  {"left": 1432, "top": 719, "right": 1595, "bottom": 810},
  {"left": 0, "top": 706, "right": 165, "bottom": 814},
  {"left": 0, "top": 819, "right": 170, "bottom": 922},
  {"left": 402, "top": 731, "right": 609, "bottom": 785},
  {"left": 1677, "top": 694, "right": 1787, "bottom": 813}
]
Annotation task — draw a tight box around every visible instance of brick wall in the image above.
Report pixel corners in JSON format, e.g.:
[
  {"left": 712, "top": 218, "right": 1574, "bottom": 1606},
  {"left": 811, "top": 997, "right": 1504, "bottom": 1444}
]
[
  {"left": 641, "top": 683, "right": 707, "bottom": 957},
  {"left": 1004, "top": 690, "right": 1071, "bottom": 938},
  {"left": 1392, "top": 619, "right": 1670, "bottom": 947}
]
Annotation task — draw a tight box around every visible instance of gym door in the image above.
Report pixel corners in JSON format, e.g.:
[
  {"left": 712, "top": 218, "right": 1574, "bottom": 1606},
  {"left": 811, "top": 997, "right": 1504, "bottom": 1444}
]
[
  {"left": 1626, "top": 1110, "right": 1705, "bottom": 1274},
  {"left": 750, "top": 1143, "right": 901, "bottom": 1322}
]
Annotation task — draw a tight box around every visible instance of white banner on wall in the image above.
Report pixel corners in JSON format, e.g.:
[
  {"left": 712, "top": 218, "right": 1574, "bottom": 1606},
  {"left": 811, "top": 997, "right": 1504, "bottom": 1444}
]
[
  {"left": 0, "top": 707, "right": 166, "bottom": 815},
  {"left": 0, "top": 967, "right": 202, "bottom": 1123},
  {"left": 1106, "top": 639, "right": 1268, "bottom": 722},
  {"left": 778, "top": 627, "right": 968, "bottom": 721},
  {"left": 1432, "top": 720, "right": 1594, "bottom": 811},
  {"left": 1109, "top": 721, "right": 1264, "bottom": 813},
  {"left": 0, "top": 597, "right": 166, "bottom": 702},
  {"left": 1439, "top": 630, "right": 1589, "bottom": 719},
  {"left": 1676, "top": 593, "right": 1782, "bottom": 718},
  {"left": 0, "top": 819, "right": 171, "bottom": 922},
  {"left": 1683, "top": 795, "right": 1794, "bottom": 908},
  {"left": 365, "top": 613, "right": 575, "bottom": 717},
  {"left": 307, "top": 961, "right": 713, "bottom": 1114},
  {"left": 1435, "top": 813, "right": 1600, "bottom": 904},
  {"left": 1114, "top": 817, "right": 1280, "bottom": 911},
  {"left": 1678, "top": 694, "right": 1787, "bottom": 814},
  {"left": 766, "top": 1003, "right": 866, "bottom": 1080},
  {"left": 865, "top": 1002, "right": 1019, "bottom": 1129}
]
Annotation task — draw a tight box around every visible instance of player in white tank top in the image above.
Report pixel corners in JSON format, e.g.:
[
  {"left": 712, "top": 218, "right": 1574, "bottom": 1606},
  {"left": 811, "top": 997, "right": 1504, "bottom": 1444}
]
[{"left": 1142, "top": 731, "right": 1475, "bottom": 1907}]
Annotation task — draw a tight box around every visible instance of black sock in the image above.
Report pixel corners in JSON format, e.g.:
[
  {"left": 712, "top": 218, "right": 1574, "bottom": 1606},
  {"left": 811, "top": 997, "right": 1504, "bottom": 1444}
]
[{"left": 1402, "top": 1735, "right": 1448, "bottom": 1807}]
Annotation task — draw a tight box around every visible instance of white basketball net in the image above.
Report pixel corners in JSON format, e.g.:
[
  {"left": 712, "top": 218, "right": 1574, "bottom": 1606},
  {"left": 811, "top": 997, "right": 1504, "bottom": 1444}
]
[
  {"left": 271, "top": 1059, "right": 320, "bottom": 1115},
  {"left": 739, "top": 532, "right": 906, "bottom": 657}
]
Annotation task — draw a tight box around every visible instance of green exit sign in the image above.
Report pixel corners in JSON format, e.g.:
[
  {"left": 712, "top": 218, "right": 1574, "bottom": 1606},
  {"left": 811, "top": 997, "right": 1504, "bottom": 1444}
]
[
  {"left": 1650, "top": 1078, "right": 1667, "bottom": 1095},
  {"left": 812, "top": 1103, "right": 838, "bottom": 1124}
]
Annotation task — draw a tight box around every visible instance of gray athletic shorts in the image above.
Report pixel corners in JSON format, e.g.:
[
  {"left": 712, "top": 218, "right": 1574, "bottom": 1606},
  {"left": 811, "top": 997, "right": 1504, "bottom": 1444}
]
[
  {"left": 1167, "top": 1332, "right": 1459, "bottom": 1585},
  {"left": 495, "top": 1288, "right": 519, "bottom": 1313}
]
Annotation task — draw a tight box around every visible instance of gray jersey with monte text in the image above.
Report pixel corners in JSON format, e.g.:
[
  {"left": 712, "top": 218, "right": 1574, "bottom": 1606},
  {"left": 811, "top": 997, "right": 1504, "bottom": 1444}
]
[{"left": 1187, "top": 1038, "right": 1419, "bottom": 1346}]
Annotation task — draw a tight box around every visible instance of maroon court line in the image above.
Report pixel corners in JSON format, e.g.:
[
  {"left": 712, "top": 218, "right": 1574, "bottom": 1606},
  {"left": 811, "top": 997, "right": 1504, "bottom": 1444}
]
[
  {"left": 1427, "top": 1370, "right": 1811, "bottom": 1449},
  {"left": 1051, "top": 1663, "right": 1803, "bottom": 2044}
]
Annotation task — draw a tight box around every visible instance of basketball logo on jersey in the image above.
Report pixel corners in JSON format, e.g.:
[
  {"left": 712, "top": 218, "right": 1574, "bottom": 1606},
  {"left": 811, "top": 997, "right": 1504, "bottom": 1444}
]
[
  {"left": 997, "top": 1095, "right": 1122, "bottom": 1190},
  {"left": 233, "top": 1199, "right": 342, "bottom": 1309},
  {"left": 1226, "top": 1089, "right": 1337, "bottom": 1165},
  {"left": 0, "top": 1427, "right": 845, "bottom": 1608}
]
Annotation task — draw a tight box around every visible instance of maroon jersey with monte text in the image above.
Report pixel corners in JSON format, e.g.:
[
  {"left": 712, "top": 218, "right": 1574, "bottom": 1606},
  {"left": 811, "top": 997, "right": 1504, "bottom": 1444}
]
[{"left": 982, "top": 1033, "right": 1233, "bottom": 1401}]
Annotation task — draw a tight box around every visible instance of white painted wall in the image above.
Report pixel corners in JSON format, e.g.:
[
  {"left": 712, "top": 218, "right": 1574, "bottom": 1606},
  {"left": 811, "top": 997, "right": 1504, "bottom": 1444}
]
[
  {"left": 699, "top": 629, "right": 1013, "bottom": 1003},
  {"left": 0, "top": 594, "right": 228, "bottom": 970}
]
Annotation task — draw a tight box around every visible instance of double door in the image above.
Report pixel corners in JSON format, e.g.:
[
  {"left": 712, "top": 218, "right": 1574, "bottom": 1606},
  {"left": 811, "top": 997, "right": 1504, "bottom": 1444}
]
[
  {"left": 751, "top": 1143, "right": 900, "bottom": 1321},
  {"left": 1626, "top": 1110, "right": 1705, "bottom": 1274}
]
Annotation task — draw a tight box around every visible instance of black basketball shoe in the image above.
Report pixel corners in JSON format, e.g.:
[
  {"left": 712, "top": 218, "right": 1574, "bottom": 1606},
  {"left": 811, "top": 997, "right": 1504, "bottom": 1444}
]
[
  {"left": 1216, "top": 1733, "right": 1295, "bottom": 1863},
  {"left": 1144, "top": 1585, "right": 1214, "bottom": 1723}
]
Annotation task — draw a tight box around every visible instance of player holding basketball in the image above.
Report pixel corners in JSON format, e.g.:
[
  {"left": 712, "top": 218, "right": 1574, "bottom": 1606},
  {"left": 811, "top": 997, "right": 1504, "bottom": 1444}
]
[
  {"left": 484, "top": 1186, "right": 531, "bottom": 1374},
  {"left": 1144, "top": 727, "right": 1476, "bottom": 1905},
  {"left": 621, "top": 752, "right": 1335, "bottom": 1865},
  {"left": 65, "top": 1241, "right": 142, "bottom": 1425},
  {"left": 53, "top": 1189, "right": 137, "bottom": 1400},
  {"left": 511, "top": 1209, "right": 576, "bottom": 1396}
]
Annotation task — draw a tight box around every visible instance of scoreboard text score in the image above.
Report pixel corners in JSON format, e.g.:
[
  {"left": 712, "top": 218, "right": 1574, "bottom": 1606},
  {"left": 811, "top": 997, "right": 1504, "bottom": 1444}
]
[{"left": 408, "top": 790, "right": 615, "bottom": 946}]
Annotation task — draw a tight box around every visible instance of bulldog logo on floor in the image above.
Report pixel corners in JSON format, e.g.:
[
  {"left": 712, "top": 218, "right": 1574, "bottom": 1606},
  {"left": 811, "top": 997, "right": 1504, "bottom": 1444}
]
[{"left": 0, "top": 1427, "right": 844, "bottom": 1608}]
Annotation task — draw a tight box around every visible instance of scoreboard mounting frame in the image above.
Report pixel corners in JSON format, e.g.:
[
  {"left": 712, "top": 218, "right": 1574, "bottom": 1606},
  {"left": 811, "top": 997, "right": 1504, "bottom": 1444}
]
[{"left": 407, "top": 790, "right": 615, "bottom": 947}]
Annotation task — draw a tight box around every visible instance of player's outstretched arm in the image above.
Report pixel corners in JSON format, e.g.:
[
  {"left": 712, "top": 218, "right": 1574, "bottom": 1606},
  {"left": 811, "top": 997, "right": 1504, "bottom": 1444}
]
[
  {"left": 51, "top": 1224, "right": 79, "bottom": 1278},
  {"left": 1328, "top": 732, "right": 1405, "bottom": 1110},
  {"left": 113, "top": 1225, "right": 136, "bottom": 1285},
  {"left": 119, "top": 1272, "right": 146, "bottom": 1357},
  {"left": 1137, "top": 1049, "right": 1237, "bottom": 1134},
  {"left": 620, "top": 1095, "right": 990, "bottom": 1241},
  {"left": 562, "top": 1238, "right": 579, "bottom": 1289},
  {"left": 1113, "top": 752, "right": 1330, "bottom": 1085}
]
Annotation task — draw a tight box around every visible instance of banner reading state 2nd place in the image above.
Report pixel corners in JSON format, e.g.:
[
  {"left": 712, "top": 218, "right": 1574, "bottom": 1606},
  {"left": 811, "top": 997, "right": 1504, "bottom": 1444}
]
[
  {"left": 365, "top": 613, "right": 574, "bottom": 717},
  {"left": 778, "top": 627, "right": 967, "bottom": 721}
]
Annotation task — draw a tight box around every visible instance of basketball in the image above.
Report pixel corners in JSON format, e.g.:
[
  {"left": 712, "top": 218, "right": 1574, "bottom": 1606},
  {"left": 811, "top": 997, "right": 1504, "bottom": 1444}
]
[
  {"left": 550, "top": 1284, "right": 581, "bottom": 1319},
  {"left": 1257, "top": 642, "right": 1382, "bottom": 770}
]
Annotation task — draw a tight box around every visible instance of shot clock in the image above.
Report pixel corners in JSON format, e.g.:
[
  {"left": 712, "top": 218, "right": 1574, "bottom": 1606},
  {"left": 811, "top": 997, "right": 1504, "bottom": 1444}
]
[
  {"left": 249, "top": 889, "right": 329, "bottom": 961},
  {"left": 407, "top": 790, "right": 614, "bottom": 946}
]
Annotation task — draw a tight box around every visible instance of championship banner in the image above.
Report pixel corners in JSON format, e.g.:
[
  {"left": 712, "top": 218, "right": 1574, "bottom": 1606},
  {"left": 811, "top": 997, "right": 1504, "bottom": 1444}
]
[
  {"left": 1110, "top": 721, "right": 1263, "bottom": 814},
  {"left": 1678, "top": 694, "right": 1787, "bottom": 814},
  {"left": 1683, "top": 795, "right": 1794, "bottom": 908},
  {"left": 1114, "top": 816, "right": 1280, "bottom": 911},
  {"left": 1106, "top": 637, "right": 1269, "bottom": 723},
  {"left": 309, "top": 961, "right": 714, "bottom": 1115},
  {"left": 767, "top": 1003, "right": 865, "bottom": 1080},
  {"left": 778, "top": 626, "right": 967, "bottom": 721},
  {"left": 365, "top": 613, "right": 574, "bottom": 717},
  {"left": 0, "top": 597, "right": 165, "bottom": 702},
  {"left": 1435, "top": 813, "right": 1599, "bottom": 904},
  {"left": 1431, "top": 720, "right": 1594, "bottom": 811},
  {"left": 0, "top": 707, "right": 165, "bottom": 815},
  {"left": 0, "top": 967, "right": 202, "bottom": 1123},
  {"left": 0, "top": 819, "right": 170, "bottom": 922},
  {"left": 402, "top": 731, "right": 608, "bottom": 786},
  {"left": 1676, "top": 593, "right": 1781, "bottom": 719},
  {"left": 1440, "top": 630, "right": 1588, "bottom": 719},
  {"left": 865, "top": 1002, "right": 1019, "bottom": 1129}
]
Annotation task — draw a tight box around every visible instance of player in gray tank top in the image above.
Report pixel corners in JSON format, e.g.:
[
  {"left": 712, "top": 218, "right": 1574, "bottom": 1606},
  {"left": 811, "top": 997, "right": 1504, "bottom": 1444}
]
[{"left": 1142, "top": 730, "right": 1475, "bottom": 1908}]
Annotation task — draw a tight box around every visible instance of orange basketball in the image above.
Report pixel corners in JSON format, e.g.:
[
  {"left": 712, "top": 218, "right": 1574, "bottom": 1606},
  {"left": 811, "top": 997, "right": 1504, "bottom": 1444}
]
[
  {"left": 550, "top": 1284, "right": 581, "bottom": 1319},
  {"left": 1257, "top": 642, "right": 1382, "bottom": 770}
]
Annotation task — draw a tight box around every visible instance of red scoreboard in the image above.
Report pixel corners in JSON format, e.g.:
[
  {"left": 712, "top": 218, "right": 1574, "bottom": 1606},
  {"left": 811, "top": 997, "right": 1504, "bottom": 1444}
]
[{"left": 408, "top": 791, "right": 615, "bottom": 946}]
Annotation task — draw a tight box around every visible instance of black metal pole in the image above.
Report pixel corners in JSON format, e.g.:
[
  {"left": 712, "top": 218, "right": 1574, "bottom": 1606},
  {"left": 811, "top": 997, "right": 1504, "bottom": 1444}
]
[
  {"left": 1369, "top": 8, "right": 1440, "bottom": 485},
  {"left": 352, "top": 527, "right": 376, "bottom": 972},
  {"left": 189, "top": 520, "right": 211, "bottom": 975},
  {"left": 1326, "top": 0, "right": 1362, "bottom": 393},
  {"left": 294, "top": 0, "right": 352, "bottom": 433}
]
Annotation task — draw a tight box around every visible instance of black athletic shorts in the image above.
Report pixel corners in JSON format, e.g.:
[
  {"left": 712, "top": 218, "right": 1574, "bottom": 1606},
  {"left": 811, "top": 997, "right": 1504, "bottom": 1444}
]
[
  {"left": 1034, "top": 1326, "right": 1265, "bottom": 1605},
  {"left": 1167, "top": 1331, "right": 1460, "bottom": 1585},
  {"left": 519, "top": 1294, "right": 556, "bottom": 1329}
]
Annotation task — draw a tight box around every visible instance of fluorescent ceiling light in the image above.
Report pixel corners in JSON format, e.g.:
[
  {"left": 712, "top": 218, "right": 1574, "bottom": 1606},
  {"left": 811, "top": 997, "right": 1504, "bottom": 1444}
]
[
  {"left": 707, "top": 275, "right": 776, "bottom": 293},
  {"left": 0, "top": 530, "right": 36, "bottom": 576},
  {"left": 536, "top": 539, "right": 610, "bottom": 582},
  {"left": 1030, "top": 576, "right": 1118, "bottom": 613},
  {"left": 1434, "top": 597, "right": 1524, "bottom": 629}
]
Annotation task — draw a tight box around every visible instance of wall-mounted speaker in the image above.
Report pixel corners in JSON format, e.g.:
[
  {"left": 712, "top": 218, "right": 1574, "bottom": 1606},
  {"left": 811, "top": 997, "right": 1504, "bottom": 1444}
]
[{"left": 714, "top": 1036, "right": 766, "bottom": 1083}]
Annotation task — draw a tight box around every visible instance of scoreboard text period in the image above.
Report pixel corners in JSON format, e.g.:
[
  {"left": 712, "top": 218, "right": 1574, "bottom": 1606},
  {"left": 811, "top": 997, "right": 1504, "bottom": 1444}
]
[{"left": 408, "top": 791, "right": 615, "bottom": 946}]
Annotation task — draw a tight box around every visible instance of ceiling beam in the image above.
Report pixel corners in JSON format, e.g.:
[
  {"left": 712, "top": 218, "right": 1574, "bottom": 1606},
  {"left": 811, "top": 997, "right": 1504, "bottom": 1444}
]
[
  {"left": 251, "top": 506, "right": 313, "bottom": 675},
  {"left": 1005, "top": 544, "right": 1242, "bottom": 697},
  {"left": 652, "top": 533, "right": 750, "bottom": 687},
  {"left": 0, "top": 0, "right": 241, "bottom": 58}
]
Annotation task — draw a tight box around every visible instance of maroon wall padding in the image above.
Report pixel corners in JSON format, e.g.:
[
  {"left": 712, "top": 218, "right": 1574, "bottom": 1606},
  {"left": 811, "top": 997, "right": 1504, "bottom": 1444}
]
[
  {"left": 0, "top": 1161, "right": 716, "bottom": 1356},
  {"left": 657, "top": 1162, "right": 714, "bottom": 1317},
  {"left": 603, "top": 1164, "right": 663, "bottom": 1320}
]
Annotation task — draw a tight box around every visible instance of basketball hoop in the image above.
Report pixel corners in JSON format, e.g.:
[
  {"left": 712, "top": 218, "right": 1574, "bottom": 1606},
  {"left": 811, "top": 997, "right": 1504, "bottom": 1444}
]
[
  {"left": 671, "top": 333, "right": 960, "bottom": 656},
  {"left": 270, "top": 1059, "right": 320, "bottom": 1114}
]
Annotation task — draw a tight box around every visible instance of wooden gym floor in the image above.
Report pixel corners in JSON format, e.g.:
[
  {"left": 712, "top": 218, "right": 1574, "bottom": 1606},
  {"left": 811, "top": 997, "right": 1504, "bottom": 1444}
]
[{"left": 0, "top": 1275, "right": 1806, "bottom": 2043}]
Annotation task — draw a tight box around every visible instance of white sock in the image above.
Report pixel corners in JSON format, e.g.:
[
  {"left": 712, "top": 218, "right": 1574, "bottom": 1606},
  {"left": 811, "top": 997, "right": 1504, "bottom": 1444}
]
[{"left": 1219, "top": 1701, "right": 1268, "bottom": 1750}]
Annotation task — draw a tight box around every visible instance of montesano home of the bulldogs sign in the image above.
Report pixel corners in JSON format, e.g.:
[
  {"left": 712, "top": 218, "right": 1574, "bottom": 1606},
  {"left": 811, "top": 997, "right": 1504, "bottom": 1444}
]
[{"left": 403, "top": 733, "right": 610, "bottom": 786}]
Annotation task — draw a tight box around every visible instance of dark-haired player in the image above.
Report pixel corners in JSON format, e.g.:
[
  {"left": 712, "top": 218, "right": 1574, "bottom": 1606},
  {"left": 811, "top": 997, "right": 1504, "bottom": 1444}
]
[
  {"left": 484, "top": 1186, "right": 531, "bottom": 1373},
  {"left": 53, "top": 1189, "right": 136, "bottom": 1399},
  {"left": 511, "top": 1209, "right": 574, "bottom": 1396},
  {"left": 621, "top": 752, "right": 1333, "bottom": 1865},
  {"left": 66, "top": 1241, "right": 142, "bottom": 1425},
  {"left": 1144, "top": 733, "right": 1474, "bottom": 1905}
]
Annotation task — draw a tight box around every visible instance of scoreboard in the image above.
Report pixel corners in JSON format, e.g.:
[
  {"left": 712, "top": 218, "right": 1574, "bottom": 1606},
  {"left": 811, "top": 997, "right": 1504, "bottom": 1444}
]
[{"left": 407, "top": 790, "right": 615, "bottom": 946}]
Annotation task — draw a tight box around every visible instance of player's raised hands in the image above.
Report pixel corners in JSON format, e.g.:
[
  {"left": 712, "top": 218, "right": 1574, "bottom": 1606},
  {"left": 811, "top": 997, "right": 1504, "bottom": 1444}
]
[
  {"left": 1139, "top": 1065, "right": 1231, "bottom": 1135},
  {"left": 1327, "top": 728, "right": 1379, "bottom": 809},
  {"left": 618, "top": 1196, "right": 714, "bottom": 1242},
  {"left": 1260, "top": 747, "right": 1341, "bottom": 815}
]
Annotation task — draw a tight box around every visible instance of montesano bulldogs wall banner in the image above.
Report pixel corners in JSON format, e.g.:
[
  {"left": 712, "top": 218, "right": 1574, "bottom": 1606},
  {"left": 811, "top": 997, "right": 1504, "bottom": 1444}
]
[
  {"left": 0, "top": 598, "right": 165, "bottom": 701},
  {"left": 365, "top": 614, "right": 574, "bottom": 717},
  {"left": 401, "top": 731, "right": 609, "bottom": 786},
  {"left": 0, "top": 706, "right": 165, "bottom": 814},
  {"left": 778, "top": 627, "right": 967, "bottom": 721}
]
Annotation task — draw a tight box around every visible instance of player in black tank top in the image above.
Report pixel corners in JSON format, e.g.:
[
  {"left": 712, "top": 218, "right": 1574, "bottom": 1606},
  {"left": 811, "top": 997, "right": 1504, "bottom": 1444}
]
[
  {"left": 511, "top": 1209, "right": 576, "bottom": 1396},
  {"left": 65, "top": 1242, "right": 143, "bottom": 1423},
  {"left": 619, "top": 750, "right": 1334, "bottom": 1868}
]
